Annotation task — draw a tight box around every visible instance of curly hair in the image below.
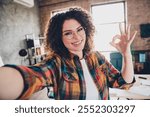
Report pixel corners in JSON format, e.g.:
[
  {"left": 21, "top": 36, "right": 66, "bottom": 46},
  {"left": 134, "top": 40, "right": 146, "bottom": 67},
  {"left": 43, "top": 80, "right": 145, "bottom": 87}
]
[{"left": 46, "top": 7, "right": 95, "bottom": 59}]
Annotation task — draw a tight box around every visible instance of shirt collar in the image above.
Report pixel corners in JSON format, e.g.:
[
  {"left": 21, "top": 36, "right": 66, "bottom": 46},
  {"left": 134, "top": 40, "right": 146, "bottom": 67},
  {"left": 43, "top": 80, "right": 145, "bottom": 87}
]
[{"left": 70, "top": 51, "right": 92, "bottom": 60}]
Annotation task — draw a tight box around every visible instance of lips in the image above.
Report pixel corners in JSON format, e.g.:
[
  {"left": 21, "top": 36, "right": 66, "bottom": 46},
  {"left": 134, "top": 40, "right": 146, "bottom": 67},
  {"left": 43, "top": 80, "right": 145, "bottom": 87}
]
[{"left": 72, "top": 40, "right": 83, "bottom": 46}]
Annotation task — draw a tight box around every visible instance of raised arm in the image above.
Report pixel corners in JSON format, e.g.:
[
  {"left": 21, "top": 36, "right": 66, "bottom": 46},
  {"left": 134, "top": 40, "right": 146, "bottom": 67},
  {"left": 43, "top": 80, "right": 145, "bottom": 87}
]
[
  {"left": 110, "top": 24, "right": 137, "bottom": 83},
  {"left": 0, "top": 67, "right": 24, "bottom": 99}
]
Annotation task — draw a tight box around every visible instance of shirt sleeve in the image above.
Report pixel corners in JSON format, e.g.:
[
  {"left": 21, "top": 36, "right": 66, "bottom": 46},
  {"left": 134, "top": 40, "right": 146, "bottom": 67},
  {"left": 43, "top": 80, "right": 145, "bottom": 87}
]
[
  {"left": 3, "top": 58, "right": 61, "bottom": 99},
  {"left": 96, "top": 51, "right": 135, "bottom": 89}
]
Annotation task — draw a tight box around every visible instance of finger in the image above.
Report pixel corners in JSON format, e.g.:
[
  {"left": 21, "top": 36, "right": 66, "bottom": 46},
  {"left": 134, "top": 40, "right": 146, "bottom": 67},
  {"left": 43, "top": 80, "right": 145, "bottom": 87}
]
[
  {"left": 112, "top": 35, "right": 121, "bottom": 42},
  {"left": 109, "top": 42, "right": 121, "bottom": 52},
  {"left": 129, "top": 31, "right": 137, "bottom": 43},
  {"left": 120, "top": 34, "right": 128, "bottom": 42},
  {"left": 110, "top": 35, "right": 120, "bottom": 47},
  {"left": 119, "top": 23, "right": 125, "bottom": 35},
  {"left": 109, "top": 41, "right": 116, "bottom": 48},
  {"left": 127, "top": 24, "right": 131, "bottom": 40},
  {"left": 112, "top": 36, "right": 122, "bottom": 45}
]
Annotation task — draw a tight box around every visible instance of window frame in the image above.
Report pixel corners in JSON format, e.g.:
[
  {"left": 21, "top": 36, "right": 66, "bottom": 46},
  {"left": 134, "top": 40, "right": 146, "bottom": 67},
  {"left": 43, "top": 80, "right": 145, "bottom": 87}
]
[{"left": 90, "top": 1, "right": 127, "bottom": 52}]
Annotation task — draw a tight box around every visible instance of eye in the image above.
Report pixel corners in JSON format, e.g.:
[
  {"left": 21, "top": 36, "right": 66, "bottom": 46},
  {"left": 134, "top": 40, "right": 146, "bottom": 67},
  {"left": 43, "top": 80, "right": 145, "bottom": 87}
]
[
  {"left": 64, "top": 32, "right": 73, "bottom": 36},
  {"left": 77, "top": 27, "right": 84, "bottom": 32}
]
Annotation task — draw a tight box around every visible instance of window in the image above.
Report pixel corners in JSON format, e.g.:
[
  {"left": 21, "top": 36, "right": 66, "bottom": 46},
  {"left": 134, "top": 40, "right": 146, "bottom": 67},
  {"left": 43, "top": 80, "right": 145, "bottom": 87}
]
[
  {"left": 51, "top": 8, "right": 69, "bottom": 17},
  {"left": 91, "top": 2, "right": 126, "bottom": 61}
]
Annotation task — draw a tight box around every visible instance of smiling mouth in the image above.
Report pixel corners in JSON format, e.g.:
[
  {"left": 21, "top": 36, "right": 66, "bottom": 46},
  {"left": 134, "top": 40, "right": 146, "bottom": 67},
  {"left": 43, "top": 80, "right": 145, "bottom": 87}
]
[{"left": 72, "top": 40, "right": 83, "bottom": 46}]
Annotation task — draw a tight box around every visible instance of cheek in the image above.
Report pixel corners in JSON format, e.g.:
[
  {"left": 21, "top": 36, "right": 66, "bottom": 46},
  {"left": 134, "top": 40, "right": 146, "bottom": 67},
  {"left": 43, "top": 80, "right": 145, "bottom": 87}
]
[{"left": 62, "top": 39, "right": 71, "bottom": 48}]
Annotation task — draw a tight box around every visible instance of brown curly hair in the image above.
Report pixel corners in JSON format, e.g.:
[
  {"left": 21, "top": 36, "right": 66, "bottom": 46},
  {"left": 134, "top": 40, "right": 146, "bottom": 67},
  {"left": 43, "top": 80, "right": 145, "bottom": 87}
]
[{"left": 46, "top": 7, "right": 95, "bottom": 59}]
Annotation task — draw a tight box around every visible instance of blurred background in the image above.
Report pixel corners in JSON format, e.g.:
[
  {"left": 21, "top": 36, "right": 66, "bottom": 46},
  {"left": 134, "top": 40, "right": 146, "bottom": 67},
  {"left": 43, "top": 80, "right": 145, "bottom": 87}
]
[{"left": 0, "top": 0, "right": 150, "bottom": 74}]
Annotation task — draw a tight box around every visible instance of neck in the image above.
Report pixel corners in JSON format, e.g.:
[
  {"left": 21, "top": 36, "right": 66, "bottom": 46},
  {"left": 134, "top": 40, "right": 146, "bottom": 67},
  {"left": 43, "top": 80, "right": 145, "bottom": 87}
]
[{"left": 70, "top": 51, "right": 83, "bottom": 59}]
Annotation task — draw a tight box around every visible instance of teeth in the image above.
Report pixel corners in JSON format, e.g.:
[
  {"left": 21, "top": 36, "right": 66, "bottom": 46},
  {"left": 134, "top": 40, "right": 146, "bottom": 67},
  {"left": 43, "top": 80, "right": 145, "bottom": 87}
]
[{"left": 73, "top": 40, "right": 82, "bottom": 45}]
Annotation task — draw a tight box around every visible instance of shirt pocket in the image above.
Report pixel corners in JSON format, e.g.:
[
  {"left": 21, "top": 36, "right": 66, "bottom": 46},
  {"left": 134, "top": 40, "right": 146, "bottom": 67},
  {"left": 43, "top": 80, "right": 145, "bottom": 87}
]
[{"left": 62, "top": 67, "right": 79, "bottom": 82}]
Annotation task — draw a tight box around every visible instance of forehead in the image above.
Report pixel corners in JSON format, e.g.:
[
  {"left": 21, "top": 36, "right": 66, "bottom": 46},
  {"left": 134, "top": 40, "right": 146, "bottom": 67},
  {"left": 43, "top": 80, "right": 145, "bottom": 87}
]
[{"left": 62, "top": 19, "right": 81, "bottom": 31}]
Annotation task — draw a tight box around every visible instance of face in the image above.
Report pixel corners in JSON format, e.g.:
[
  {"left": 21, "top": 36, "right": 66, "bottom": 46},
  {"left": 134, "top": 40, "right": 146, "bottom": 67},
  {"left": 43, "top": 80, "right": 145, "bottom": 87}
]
[{"left": 62, "top": 19, "right": 86, "bottom": 57}]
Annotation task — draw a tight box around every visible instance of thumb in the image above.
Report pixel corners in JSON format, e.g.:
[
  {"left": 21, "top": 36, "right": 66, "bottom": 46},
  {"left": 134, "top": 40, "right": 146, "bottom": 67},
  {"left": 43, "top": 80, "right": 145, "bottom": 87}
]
[{"left": 109, "top": 42, "right": 116, "bottom": 47}]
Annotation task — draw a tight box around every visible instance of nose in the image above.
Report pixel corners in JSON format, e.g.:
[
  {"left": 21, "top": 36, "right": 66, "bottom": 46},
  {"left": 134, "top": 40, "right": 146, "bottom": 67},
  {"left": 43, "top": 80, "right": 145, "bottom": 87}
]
[{"left": 73, "top": 32, "right": 81, "bottom": 40}]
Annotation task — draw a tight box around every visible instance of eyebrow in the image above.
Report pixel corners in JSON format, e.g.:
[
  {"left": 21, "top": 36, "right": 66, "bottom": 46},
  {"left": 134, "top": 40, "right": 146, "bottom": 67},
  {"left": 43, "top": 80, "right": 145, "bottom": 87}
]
[{"left": 62, "top": 25, "right": 82, "bottom": 33}]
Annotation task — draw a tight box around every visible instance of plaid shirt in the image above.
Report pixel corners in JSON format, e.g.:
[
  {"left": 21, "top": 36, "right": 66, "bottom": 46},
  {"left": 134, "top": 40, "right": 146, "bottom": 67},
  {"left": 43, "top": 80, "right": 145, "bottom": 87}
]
[{"left": 5, "top": 51, "right": 133, "bottom": 100}]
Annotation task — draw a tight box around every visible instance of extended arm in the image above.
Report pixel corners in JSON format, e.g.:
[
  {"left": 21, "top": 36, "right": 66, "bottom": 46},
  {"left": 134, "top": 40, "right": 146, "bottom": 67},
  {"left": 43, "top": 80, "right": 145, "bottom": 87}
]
[{"left": 0, "top": 67, "right": 24, "bottom": 99}]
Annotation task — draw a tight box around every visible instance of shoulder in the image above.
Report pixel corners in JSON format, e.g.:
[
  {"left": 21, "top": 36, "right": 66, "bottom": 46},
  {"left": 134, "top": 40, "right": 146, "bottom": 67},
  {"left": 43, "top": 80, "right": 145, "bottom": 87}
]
[
  {"left": 46, "top": 53, "right": 61, "bottom": 65},
  {"left": 35, "top": 53, "right": 62, "bottom": 68},
  {"left": 85, "top": 51, "right": 106, "bottom": 66}
]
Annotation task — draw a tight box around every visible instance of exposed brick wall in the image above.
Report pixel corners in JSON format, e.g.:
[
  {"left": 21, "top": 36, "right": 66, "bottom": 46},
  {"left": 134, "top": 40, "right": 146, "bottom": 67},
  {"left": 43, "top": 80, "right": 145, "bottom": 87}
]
[
  {"left": 127, "top": 0, "right": 150, "bottom": 50},
  {"left": 38, "top": 0, "right": 150, "bottom": 50},
  {"left": 38, "top": 0, "right": 90, "bottom": 35}
]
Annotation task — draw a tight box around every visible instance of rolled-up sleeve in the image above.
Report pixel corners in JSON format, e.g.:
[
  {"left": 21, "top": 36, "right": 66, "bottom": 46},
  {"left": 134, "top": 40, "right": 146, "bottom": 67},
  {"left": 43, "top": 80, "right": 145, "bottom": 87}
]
[
  {"left": 96, "top": 51, "right": 135, "bottom": 89},
  {"left": 4, "top": 63, "right": 54, "bottom": 99},
  {"left": 105, "top": 58, "right": 135, "bottom": 89}
]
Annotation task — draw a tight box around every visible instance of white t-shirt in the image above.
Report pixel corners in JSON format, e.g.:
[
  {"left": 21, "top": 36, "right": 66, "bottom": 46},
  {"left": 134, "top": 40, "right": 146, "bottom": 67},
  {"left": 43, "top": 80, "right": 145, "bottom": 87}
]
[{"left": 80, "top": 59, "right": 99, "bottom": 100}]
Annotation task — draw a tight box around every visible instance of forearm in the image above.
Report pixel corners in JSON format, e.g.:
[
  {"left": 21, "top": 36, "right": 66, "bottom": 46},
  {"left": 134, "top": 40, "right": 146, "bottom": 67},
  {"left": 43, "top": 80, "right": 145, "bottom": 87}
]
[
  {"left": 0, "top": 67, "right": 24, "bottom": 99},
  {"left": 121, "top": 51, "right": 134, "bottom": 83}
]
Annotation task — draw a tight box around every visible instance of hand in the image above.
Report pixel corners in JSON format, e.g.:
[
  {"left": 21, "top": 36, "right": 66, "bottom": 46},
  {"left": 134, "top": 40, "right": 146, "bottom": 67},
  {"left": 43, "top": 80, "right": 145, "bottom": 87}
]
[{"left": 110, "top": 23, "right": 137, "bottom": 56}]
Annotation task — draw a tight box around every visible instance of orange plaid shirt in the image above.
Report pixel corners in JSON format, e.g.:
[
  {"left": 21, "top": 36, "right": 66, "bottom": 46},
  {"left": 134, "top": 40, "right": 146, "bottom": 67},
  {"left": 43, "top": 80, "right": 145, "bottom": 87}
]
[{"left": 4, "top": 51, "right": 134, "bottom": 100}]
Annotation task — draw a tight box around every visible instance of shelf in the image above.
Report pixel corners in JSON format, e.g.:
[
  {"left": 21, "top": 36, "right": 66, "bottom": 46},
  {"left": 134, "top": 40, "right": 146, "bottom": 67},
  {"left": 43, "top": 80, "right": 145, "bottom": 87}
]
[{"left": 25, "top": 36, "right": 47, "bottom": 65}]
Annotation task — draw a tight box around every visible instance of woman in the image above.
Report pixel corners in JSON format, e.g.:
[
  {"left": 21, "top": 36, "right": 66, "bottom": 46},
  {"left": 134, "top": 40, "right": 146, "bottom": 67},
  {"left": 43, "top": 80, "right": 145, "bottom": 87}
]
[{"left": 0, "top": 7, "right": 137, "bottom": 100}]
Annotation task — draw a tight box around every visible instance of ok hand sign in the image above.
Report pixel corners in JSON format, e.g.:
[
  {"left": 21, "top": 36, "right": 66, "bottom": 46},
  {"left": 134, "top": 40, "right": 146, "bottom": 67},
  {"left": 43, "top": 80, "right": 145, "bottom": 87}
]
[{"left": 110, "top": 23, "right": 137, "bottom": 56}]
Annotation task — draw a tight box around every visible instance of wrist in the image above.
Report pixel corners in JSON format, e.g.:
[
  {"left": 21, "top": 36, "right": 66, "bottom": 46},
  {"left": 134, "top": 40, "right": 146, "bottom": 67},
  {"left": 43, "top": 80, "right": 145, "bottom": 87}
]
[
  {"left": 122, "top": 51, "right": 132, "bottom": 57},
  {"left": 121, "top": 47, "right": 132, "bottom": 57}
]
